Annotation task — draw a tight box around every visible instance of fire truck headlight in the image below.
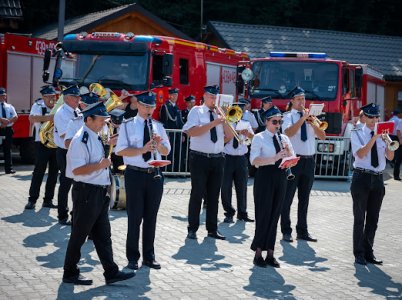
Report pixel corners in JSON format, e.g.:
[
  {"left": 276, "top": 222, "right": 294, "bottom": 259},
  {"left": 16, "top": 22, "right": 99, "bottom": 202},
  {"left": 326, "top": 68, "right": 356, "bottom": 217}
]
[{"left": 318, "top": 143, "right": 335, "bottom": 153}]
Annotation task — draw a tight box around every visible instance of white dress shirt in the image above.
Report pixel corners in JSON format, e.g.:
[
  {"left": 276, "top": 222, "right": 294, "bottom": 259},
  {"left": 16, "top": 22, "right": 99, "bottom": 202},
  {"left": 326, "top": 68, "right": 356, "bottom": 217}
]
[
  {"left": 282, "top": 109, "right": 316, "bottom": 156},
  {"left": 389, "top": 116, "right": 400, "bottom": 135},
  {"left": 242, "top": 110, "right": 258, "bottom": 129},
  {"left": 66, "top": 125, "right": 110, "bottom": 185},
  {"left": 65, "top": 117, "right": 84, "bottom": 142},
  {"left": 0, "top": 101, "right": 17, "bottom": 127},
  {"left": 53, "top": 104, "right": 81, "bottom": 149},
  {"left": 30, "top": 99, "right": 51, "bottom": 142},
  {"left": 224, "top": 121, "right": 253, "bottom": 156},
  {"left": 115, "top": 115, "right": 171, "bottom": 168},
  {"left": 250, "top": 129, "right": 294, "bottom": 167},
  {"left": 182, "top": 104, "right": 225, "bottom": 154}
]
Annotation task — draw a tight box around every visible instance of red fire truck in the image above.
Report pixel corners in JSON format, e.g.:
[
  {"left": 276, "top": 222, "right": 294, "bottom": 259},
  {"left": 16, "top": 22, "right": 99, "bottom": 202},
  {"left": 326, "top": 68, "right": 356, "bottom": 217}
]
[
  {"left": 54, "top": 32, "right": 248, "bottom": 117},
  {"left": 237, "top": 52, "right": 385, "bottom": 177},
  {"left": 0, "top": 33, "right": 57, "bottom": 162}
]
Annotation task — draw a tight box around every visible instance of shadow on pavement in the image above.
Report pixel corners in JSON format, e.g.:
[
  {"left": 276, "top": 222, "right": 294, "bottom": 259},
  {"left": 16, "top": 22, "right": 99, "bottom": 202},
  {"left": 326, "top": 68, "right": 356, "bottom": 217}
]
[
  {"left": 219, "top": 220, "right": 250, "bottom": 244},
  {"left": 2, "top": 207, "right": 56, "bottom": 228},
  {"left": 279, "top": 240, "right": 330, "bottom": 272},
  {"left": 244, "top": 267, "right": 296, "bottom": 299},
  {"left": 172, "top": 237, "right": 232, "bottom": 271},
  {"left": 354, "top": 264, "right": 402, "bottom": 298}
]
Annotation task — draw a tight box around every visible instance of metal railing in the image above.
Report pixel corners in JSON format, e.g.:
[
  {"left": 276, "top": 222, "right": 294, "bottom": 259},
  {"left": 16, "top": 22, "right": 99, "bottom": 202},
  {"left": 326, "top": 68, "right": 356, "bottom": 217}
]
[{"left": 162, "top": 129, "right": 353, "bottom": 179}]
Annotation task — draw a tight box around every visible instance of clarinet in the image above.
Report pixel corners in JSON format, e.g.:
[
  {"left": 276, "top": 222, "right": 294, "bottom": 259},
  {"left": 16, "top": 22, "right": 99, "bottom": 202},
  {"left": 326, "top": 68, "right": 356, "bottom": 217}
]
[
  {"left": 147, "top": 116, "right": 162, "bottom": 179},
  {"left": 276, "top": 130, "right": 295, "bottom": 181}
]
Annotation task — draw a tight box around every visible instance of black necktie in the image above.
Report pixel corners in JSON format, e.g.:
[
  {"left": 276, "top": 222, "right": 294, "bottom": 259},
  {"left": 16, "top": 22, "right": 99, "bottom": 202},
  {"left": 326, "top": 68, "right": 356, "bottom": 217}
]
[
  {"left": 371, "top": 131, "right": 379, "bottom": 168},
  {"left": 273, "top": 135, "right": 281, "bottom": 153},
  {"left": 209, "top": 110, "right": 217, "bottom": 143},
  {"left": 299, "top": 111, "right": 307, "bottom": 141},
  {"left": 1, "top": 103, "right": 6, "bottom": 118},
  {"left": 143, "top": 120, "right": 151, "bottom": 161}
]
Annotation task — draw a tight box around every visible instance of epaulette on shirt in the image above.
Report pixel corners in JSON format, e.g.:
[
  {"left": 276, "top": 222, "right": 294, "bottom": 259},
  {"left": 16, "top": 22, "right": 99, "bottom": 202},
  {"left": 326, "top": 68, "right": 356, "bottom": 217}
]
[
  {"left": 81, "top": 131, "right": 89, "bottom": 144},
  {"left": 283, "top": 111, "right": 291, "bottom": 116},
  {"left": 34, "top": 98, "right": 43, "bottom": 104},
  {"left": 72, "top": 115, "right": 83, "bottom": 121},
  {"left": 122, "top": 117, "right": 134, "bottom": 123},
  {"left": 351, "top": 124, "right": 364, "bottom": 131}
]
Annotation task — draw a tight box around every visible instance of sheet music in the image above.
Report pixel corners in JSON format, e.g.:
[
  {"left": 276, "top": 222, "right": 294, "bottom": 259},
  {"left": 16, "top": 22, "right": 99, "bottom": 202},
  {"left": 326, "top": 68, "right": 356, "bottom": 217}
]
[
  {"left": 217, "top": 94, "right": 234, "bottom": 108},
  {"left": 309, "top": 103, "right": 324, "bottom": 116}
]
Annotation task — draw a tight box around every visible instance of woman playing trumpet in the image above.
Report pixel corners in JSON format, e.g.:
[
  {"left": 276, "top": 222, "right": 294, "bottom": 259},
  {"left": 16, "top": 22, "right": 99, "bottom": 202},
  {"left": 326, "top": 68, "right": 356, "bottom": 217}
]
[{"left": 250, "top": 105, "right": 296, "bottom": 268}]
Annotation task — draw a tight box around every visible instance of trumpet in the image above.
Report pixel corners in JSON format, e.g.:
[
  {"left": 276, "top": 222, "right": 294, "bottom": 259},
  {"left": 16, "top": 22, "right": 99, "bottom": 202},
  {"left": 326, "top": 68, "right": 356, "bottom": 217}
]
[
  {"left": 276, "top": 130, "right": 295, "bottom": 180},
  {"left": 147, "top": 116, "right": 162, "bottom": 179},
  {"left": 307, "top": 115, "right": 328, "bottom": 131},
  {"left": 214, "top": 105, "right": 242, "bottom": 142},
  {"left": 382, "top": 133, "right": 399, "bottom": 151}
]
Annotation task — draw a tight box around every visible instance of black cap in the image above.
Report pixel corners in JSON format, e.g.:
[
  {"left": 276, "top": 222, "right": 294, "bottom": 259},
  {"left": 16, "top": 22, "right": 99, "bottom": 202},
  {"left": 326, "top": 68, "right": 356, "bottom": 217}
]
[
  {"left": 0, "top": 87, "right": 6, "bottom": 95},
  {"left": 261, "top": 96, "right": 272, "bottom": 104},
  {"left": 40, "top": 85, "right": 56, "bottom": 95},
  {"left": 289, "top": 86, "right": 305, "bottom": 98},
  {"left": 82, "top": 102, "right": 109, "bottom": 118},
  {"left": 136, "top": 91, "right": 156, "bottom": 107},
  {"left": 185, "top": 95, "right": 195, "bottom": 102},
  {"left": 262, "top": 105, "right": 282, "bottom": 121},
  {"left": 168, "top": 88, "right": 179, "bottom": 94},
  {"left": 361, "top": 103, "right": 380, "bottom": 117},
  {"left": 80, "top": 92, "right": 99, "bottom": 105},
  {"left": 204, "top": 85, "right": 219, "bottom": 95},
  {"left": 109, "top": 108, "right": 125, "bottom": 125},
  {"left": 62, "top": 85, "right": 80, "bottom": 96},
  {"left": 393, "top": 109, "right": 400, "bottom": 115}
]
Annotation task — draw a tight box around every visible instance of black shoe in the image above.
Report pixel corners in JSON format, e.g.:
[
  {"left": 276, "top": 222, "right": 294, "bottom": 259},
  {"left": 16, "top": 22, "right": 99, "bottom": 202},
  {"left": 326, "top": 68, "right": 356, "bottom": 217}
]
[
  {"left": 63, "top": 274, "right": 93, "bottom": 285},
  {"left": 394, "top": 177, "right": 401, "bottom": 181},
  {"left": 297, "top": 233, "right": 317, "bottom": 242},
  {"left": 106, "top": 271, "right": 135, "bottom": 284},
  {"left": 355, "top": 256, "right": 367, "bottom": 265},
  {"left": 207, "top": 231, "right": 226, "bottom": 240},
  {"left": 127, "top": 261, "right": 139, "bottom": 270},
  {"left": 5, "top": 169, "right": 16, "bottom": 174},
  {"left": 25, "top": 201, "right": 36, "bottom": 210},
  {"left": 59, "top": 219, "right": 72, "bottom": 226},
  {"left": 365, "top": 255, "right": 383, "bottom": 265},
  {"left": 142, "top": 259, "right": 161, "bottom": 269},
  {"left": 253, "top": 256, "right": 266, "bottom": 268},
  {"left": 265, "top": 256, "right": 280, "bottom": 268},
  {"left": 187, "top": 231, "right": 197, "bottom": 240},
  {"left": 42, "top": 202, "right": 58, "bottom": 209},
  {"left": 238, "top": 216, "right": 254, "bottom": 222},
  {"left": 223, "top": 216, "right": 234, "bottom": 223},
  {"left": 282, "top": 234, "right": 294, "bottom": 242}
]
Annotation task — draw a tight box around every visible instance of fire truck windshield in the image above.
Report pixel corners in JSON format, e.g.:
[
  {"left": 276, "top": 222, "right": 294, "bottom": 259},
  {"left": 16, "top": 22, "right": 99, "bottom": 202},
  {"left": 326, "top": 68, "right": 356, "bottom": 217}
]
[
  {"left": 251, "top": 61, "right": 339, "bottom": 101},
  {"left": 60, "top": 53, "right": 149, "bottom": 90}
]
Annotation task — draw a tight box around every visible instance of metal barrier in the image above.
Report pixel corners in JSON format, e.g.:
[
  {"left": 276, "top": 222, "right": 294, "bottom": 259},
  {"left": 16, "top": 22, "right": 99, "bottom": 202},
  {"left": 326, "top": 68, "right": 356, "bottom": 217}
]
[{"left": 162, "top": 129, "right": 353, "bottom": 179}]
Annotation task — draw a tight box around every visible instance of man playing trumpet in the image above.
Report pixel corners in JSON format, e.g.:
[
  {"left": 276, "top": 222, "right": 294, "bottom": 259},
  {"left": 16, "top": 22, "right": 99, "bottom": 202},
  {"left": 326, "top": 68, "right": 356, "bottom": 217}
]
[{"left": 280, "top": 87, "right": 326, "bottom": 243}]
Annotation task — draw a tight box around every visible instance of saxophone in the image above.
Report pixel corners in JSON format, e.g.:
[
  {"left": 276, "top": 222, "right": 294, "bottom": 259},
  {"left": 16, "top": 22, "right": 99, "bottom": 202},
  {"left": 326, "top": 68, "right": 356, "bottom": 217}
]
[{"left": 39, "top": 94, "right": 64, "bottom": 148}]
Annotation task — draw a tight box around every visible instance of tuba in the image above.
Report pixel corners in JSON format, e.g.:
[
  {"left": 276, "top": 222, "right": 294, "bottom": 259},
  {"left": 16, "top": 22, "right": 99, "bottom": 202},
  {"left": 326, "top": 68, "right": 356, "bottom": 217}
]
[
  {"left": 89, "top": 83, "right": 123, "bottom": 112},
  {"left": 39, "top": 93, "right": 65, "bottom": 148}
]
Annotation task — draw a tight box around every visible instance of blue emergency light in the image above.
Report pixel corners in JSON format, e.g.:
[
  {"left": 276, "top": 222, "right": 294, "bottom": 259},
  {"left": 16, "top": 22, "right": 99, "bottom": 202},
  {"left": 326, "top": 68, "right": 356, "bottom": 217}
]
[{"left": 269, "top": 52, "right": 327, "bottom": 59}]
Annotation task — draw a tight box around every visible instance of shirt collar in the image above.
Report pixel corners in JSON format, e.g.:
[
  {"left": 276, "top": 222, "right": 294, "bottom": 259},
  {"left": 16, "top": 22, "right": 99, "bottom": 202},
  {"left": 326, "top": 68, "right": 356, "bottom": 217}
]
[
  {"left": 83, "top": 125, "right": 100, "bottom": 140},
  {"left": 169, "top": 101, "right": 176, "bottom": 106},
  {"left": 264, "top": 129, "right": 275, "bottom": 138}
]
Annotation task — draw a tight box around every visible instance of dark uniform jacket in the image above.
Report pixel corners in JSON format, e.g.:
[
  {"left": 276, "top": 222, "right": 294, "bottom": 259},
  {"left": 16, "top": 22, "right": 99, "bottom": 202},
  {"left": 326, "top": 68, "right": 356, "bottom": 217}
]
[{"left": 160, "top": 101, "right": 184, "bottom": 129}]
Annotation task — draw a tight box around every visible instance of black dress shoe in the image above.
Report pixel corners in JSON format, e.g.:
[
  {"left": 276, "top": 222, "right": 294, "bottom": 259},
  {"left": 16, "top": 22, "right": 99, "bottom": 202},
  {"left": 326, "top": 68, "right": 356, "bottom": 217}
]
[
  {"left": 238, "top": 216, "right": 254, "bottom": 222},
  {"left": 59, "top": 219, "right": 72, "bottom": 226},
  {"left": 63, "top": 274, "right": 93, "bottom": 285},
  {"left": 223, "top": 216, "right": 234, "bottom": 223},
  {"left": 207, "top": 231, "right": 226, "bottom": 240},
  {"left": 5, "top": 169, "right": 16, "bottom": 174},
  {"left": 297, "top": 233, "right": 317, "bottom": 242},
  {"left": 282, "top": 234, "right": 294, "bottom": 242},
  {"left": 365, "top": 255, "right": 383, "bottom": 265},
  {"left": 265, "top": 256, "right": 280, "bottom": 268},
  {"left": 127, "top": 261, "right": 139, "bottom": 270},
  {"left": 187, "top": 231, "right": 197, "bottom": 239},
  {"left": 106, "top": 271, "right": 135, "bottom": 284},
  {"left": 25, "top": 201, "right": 36, "bottom": 210},
  {"left": 142, "top": 259, "right": 161, "bottom": 269},
  {"left": 253, "top": 256, "right": 267, "bottom": 268},
  {"left": 394, "top": 177, "right": 401, "bottom": 181},
  {"left": 355, "top": 256, "right": 367, "bottom": 265},
  {"left": 42, "top": 202, "right": 58, "bottom": 209}
]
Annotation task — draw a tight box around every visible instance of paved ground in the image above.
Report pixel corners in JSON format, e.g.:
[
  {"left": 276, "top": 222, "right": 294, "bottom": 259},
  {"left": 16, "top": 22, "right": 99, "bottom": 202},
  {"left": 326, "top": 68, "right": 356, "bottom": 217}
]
[{"left": 0, "top": 165, "right": 402, "bottom": 299}]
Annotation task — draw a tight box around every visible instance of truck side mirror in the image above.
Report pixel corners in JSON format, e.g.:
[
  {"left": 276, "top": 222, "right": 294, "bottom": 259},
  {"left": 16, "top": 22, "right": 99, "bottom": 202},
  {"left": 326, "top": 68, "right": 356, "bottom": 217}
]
[
  {"left": 163, "top": 54, "right": 173, "bottom": 76},
  {"left": 42, "top": 49, "right": 51, "bottom": 83}
]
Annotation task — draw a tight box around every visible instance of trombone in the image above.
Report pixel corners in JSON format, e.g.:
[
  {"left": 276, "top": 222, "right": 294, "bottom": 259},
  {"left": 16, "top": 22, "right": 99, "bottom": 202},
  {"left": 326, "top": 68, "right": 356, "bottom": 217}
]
[{"left": 214, "top": 105, "right": 242, "bottom": 142}]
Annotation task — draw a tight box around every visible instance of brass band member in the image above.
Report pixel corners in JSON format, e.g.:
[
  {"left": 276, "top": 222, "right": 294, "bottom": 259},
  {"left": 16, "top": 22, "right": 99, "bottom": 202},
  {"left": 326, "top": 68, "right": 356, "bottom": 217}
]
[
  {"left": 351, "top": 103, "right": 395, "bottom": 265},
  {"left": 250, "top": 106, "right": 295, "bottom": 268},
  {"left": 254, "top": 96, "right": 273, "bottom": 134},
  {"left": 116, "top": 91, "right": 171, "bottom": 270},
  {"left": 63, "top": 102, "right": 134, "bottom": 285}
]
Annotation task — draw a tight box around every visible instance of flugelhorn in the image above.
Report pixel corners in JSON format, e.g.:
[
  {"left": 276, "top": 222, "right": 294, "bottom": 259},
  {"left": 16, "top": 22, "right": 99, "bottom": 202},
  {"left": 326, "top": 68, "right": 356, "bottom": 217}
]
[
  {"left": 214, "top": 105, "right": 242, "bottom": 142},
  {"left": 381, "top": 133, "right": 399, "bottom": 151},
  {"left": 276, "top": 130, "right": 295, "bottom": 180}
]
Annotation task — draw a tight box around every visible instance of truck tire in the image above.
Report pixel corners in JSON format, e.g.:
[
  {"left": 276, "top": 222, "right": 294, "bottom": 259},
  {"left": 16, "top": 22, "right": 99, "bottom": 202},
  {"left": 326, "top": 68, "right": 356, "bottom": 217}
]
[{"left": 20, "top": 139, "right": 35, "bottom": 164}]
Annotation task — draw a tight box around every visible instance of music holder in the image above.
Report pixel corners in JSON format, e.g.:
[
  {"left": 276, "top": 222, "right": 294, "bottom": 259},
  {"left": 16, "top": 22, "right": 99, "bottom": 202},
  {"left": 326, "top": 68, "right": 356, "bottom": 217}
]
[
  {"left": 148, "top": 160, "right": 171, "bottom": 168},
  {"left": 374, "top": 121, "right": 394, "bottom": 135},
  {"left": 279, "top": 156, "right": 300, "bottom": 169}
]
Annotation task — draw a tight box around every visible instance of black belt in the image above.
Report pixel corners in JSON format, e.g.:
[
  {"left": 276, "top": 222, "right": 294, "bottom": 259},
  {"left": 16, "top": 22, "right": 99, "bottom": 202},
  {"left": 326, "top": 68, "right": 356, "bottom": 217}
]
[
  {"left": 73, "top": 181, "right": 108, "bottom": 189},
  {"left": 126, "top": 165, "right": 156, "bottom": 174},
  {"left": 297, "top": 154, "right": 314, "bottom": 159},
  {"left": 354, "top": 168, "right": 383, "bottom": 176},
  {"left": 191, "top": 150, "right": 225, "bottom": 158}
]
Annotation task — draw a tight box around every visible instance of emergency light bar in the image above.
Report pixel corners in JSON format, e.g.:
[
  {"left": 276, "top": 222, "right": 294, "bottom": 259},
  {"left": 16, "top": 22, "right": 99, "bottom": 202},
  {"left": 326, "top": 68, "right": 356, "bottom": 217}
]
[{"left": 269, "top": 52, "right": 327, "bottom": 59}]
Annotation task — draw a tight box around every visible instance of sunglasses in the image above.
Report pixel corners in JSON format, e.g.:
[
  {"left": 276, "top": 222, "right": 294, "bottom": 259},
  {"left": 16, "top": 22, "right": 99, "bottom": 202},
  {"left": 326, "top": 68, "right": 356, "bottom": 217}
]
[
  {"left": 364, "top": 114, "right": 379, "bottom": 119},
  {"left": 270, "top": 119, "right": 284, "bottom": 125}
]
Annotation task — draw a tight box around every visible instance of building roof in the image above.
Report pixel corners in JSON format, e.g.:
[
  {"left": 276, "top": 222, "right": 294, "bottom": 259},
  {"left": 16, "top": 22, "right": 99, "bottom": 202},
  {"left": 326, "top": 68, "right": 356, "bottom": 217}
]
[
  {"left": 34, "top": 3, "right": 192, "bottom": 41},
  {"left": 0, "top": 0, "right": 23, "bottom": 19},
  {"left": 208, "top": 21, "right": 402, "bottom": 80}
]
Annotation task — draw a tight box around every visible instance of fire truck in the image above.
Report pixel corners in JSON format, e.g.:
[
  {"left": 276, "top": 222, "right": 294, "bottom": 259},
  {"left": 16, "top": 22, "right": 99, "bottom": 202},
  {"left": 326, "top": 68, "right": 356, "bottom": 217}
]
[
  {"left": 0, "top": 33, "right": 57, "bottom": 162},
  {"left": 52, "top": 32, "right": 248, "bottom": 117},
  {"left": 237, "top": 52, "right": 385, "bottom": 177}
]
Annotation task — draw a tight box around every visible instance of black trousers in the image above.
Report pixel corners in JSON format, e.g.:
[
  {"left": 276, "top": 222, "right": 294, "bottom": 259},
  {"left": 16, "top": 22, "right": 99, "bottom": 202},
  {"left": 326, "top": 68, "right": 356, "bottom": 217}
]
[
  {"left": 0, "top": 127, "right": 13, "bottom": 172},
  {"left": 125, "top": 168, "right": 163, "bottom": 262},
  {"left": 251, "top": 165, "right": 287, "bottom": 251},
  {"left": 188, "top": 152, "right": 225, "bottom": 233},
  {"left": 393, "top": 144, "right": 402, "bottom": 179},
  {"left": 281, "top": 156, "right": 315, "bottom": 236},
  {"left": 350, "top": 171, "right": 385, "bottom": 258},
  {"left": 28, "top": 142, "right": 58, "bottom": 203},
  {"left": 63, "top": 182, "right": 119, "bottom": 279},
  {"left": 166, "top": 131, "right": 185, "bottom": 172},
  {"left": 56, "top": 148, "right": 73, "bottom": 221},
  {"left": 221, "top": 154, "right": 248, "bottom": 218}
]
